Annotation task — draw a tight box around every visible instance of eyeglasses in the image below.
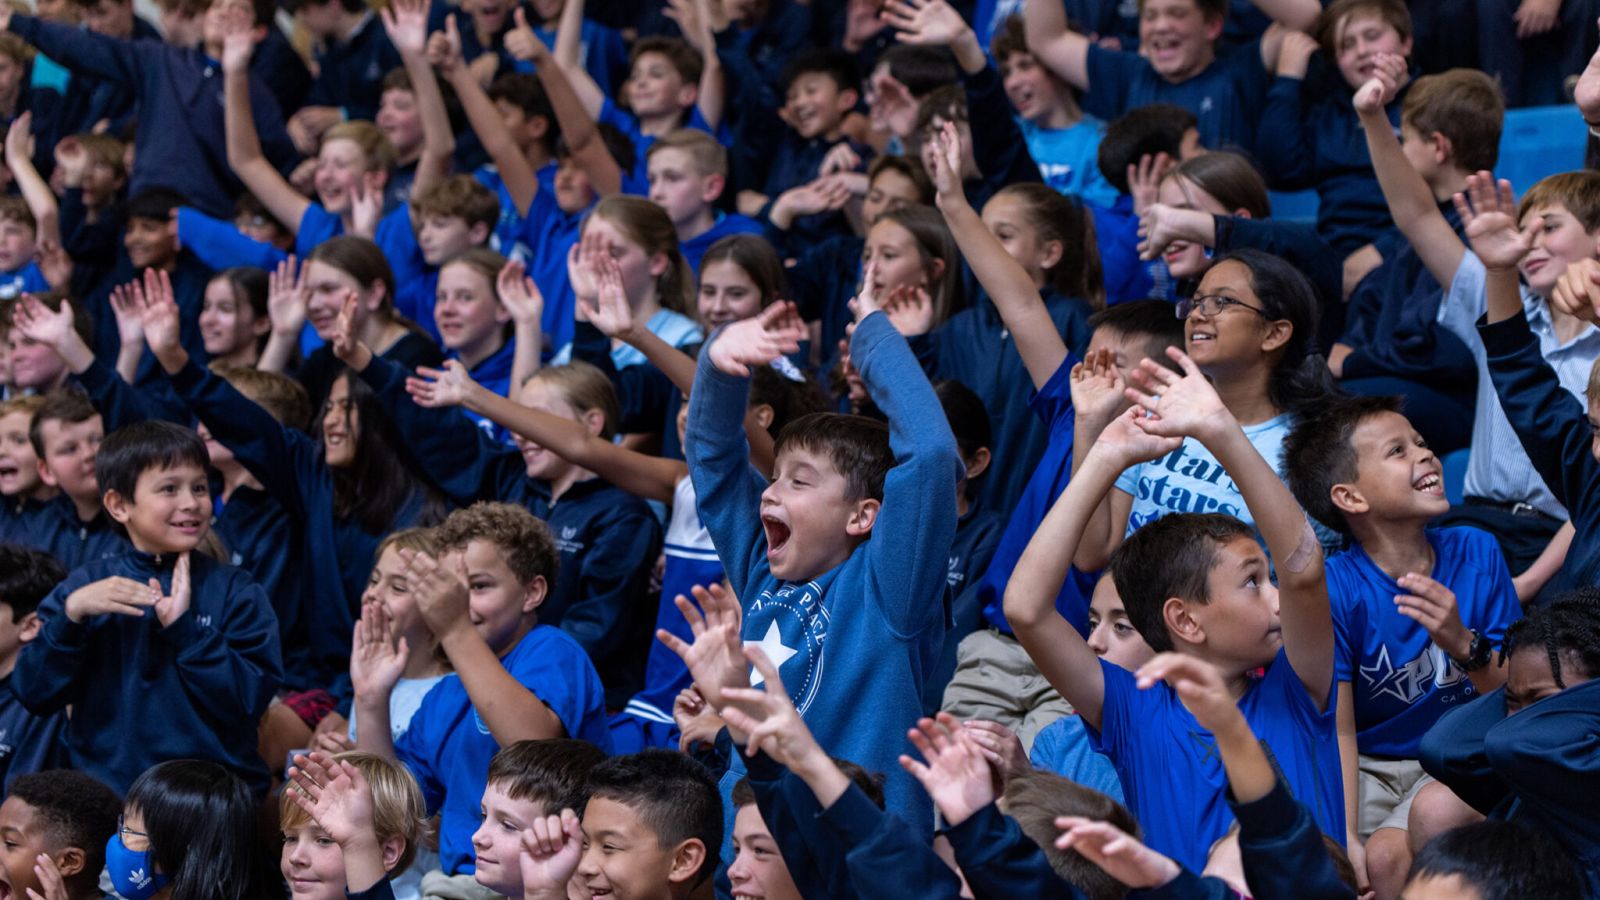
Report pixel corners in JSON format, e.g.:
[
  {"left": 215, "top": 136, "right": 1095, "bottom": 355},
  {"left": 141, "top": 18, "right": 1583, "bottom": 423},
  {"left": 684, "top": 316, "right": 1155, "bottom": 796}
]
[
  {"left": 1175, "top": 293, "right": 1270, "bottom": 320},
  {"left": 118, "top": 816, "right": 150, "bottom": 848}
]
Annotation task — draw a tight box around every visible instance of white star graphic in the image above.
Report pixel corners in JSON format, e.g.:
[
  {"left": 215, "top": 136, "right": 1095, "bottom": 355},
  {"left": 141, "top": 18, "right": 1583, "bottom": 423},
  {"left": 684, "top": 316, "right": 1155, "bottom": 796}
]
[{"left": 745, "top": 622, "right": 798, "bottom": 686}]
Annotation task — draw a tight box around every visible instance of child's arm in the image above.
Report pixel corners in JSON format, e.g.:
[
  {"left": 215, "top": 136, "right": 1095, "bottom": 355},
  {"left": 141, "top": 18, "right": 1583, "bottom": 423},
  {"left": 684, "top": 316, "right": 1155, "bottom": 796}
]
[
  {"left": 1395, "top": 572, "right": 1508, "bottom": 694},
  {"left": 403, "top": 549, "right": 567, "bottom": 743},
  {"left": 1069, "top": 352, "right": 1136, "bottom": 573},
  {"left": 433, "top": 19, "right": 541, "bottom": 216},
  {"left": 175, "top": 207, "right": 289, "bottom": 273},
  {"left": 10, "top": 291, "right": 183, "bottom": 426},
  {"left": 381, "top": 0, "right": 454, "bottom": 197},
  {"left": 551, "top": 0, "right": 606, "bottom": 118},
  {"left": 498, "top": 258, "right": 544, "bottom": 396},
  {"left": 287, "top": 752, "right": 391, "bottom": 894},
  {"left": 1335, "top": 681, "right": 1367, "bottom": 892},
  {"left": 1455, "top": 173, "right": 1532, "bottom": 326},
  {"left": 1125, "top": 349, "right": 1333, "bottom": 708},
  {"left": 1513, "top": 521, "right": 1573, "bottom": 603},
  {"left": 159, "top": 552, "right": 283, "bottom": 725},
  {"left": 259, "top": 255, "right": 307, "bottom": 375},
  {"left": 1356, "top": 55, "right": 1465, "bottom": 289},
  {"left": 5, "top": 114, "right": 57, "bottom": 249},
  {"left": 1479, "top": 679, "right": 1600, "bottom": 844},
  {"left": 927, "top": 122, "right": 1066, "bottom": 388},
  {"left": 350, "top": 599, "right": 410, "bottom": 761},
  {"left": 1022, "top": 0, "right": 1090, "bottom": 91},
  {"left": 12, "top": 574, "right": 158, "bottom": 714},
  {"left": 220, "top": 7, "right": 310, "bottom": 238},
  {"left": 665, "top": 0, "right": 724, "bottom": 130},
  {"left": 1005, "top": 407, "right": 1181, "bottom": 729},
  {"left": 508, "top": 14, "right": 622, "bottom": 197}
]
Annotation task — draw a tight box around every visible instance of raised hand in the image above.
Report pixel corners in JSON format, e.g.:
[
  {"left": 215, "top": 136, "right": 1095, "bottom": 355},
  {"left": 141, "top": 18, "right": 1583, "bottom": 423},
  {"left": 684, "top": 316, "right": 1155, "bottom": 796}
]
[
  {"left": 1123, "top": 347, "right": 1233, "bottom": 444},
  {"left": 1453, "top": 172, "right": 1529, "bottom": 272},
  {"left": 567, "top": 231, "right": 605, "bottom": 303},
  {"left": 34, "top": 240, "right": 72, "bottom": 292},
  {"left": 24, "top": 852, "right": 69, "bottom": 900},
  {"left": 53, "top": 136, "right": 86, "bottom": 186},
  {"left": 663, "top": 0, "right": 713, "bottom": 53},
  {"left": 706, "top": 301, "right": 805, "bottom": 377},
  {"left": 673, "top": 687, "right": 725, "bottom": 752},
  {"left": 63, "top": 576, "right": 159, "bottom": 624},
  {"left": 1087, "top": 404, "right": 1184, "bottom": 470},
  {"left": 518, "top": 809, "right": 585, "bottom": 897},
  {"left": 1126, "top": 152, "right": 1172, "bottom": 217},
  {"left": 151, "top": 552, "right": 191, "bottom": 627},
  {"left": 497, "top": 259, "right": 545, "bottom": 325},
  {"left": 1394, "top": 573, "right": 1472, "bottom": 661},
  {"left": 819, "top": 141, "right": 862, "bottom": 177},
  {"left": 1513, "top": 0, "right": 1559, "bottom": 38},
  {"left": 868, "top": 71, "right": 918, "bottom": 139},
  {"left": 504, "top": 7, "right": 547, "bottom": 62},
  {"left": 880, "top": 0, "right": 972, "bottom": 48},
  {"left": 1579, "top": 20, "right": 1600, "bottom": 125},
  {"left": 406, "top": 360, "right": 483, "bottom": 409},
  {"left": 5, "top": 111, "right": 32, "bottom": 168},
  {"left": 268, "top": 255, "right": 309, "bottom": 336},
  {"left": 848, "top": 258, "right": 885, "bottom": 322},
  {"left": 898, "top": 712, "right": 997, "bottom": 828},
  {"left": 350, "top": 600, "right": 410, "bottom": 699},
  {"left": 136, "top": 268, "right": 184, "bottom": 357},
  {"left": 1136, "top": 203, "right": 1193, "bottom": 261},
  {"left": 350, "top": 173, "right": 383, "bottom": 239},
  {"left": 1070, "top": 347, "right": 1130, "bottom": 428},
  {"left": 109, "top": 284, "right": 147, "bottom": 352},
  {"left": 881, "top": 284, "right": 934, "bottom": 336},
  {"left": 718, "top": 645, "right": 826, "bottom": 765},
  {"left": 655, "top": 582, "right": 747, "bottom": 710},
  {"left": 399, "top": 549, "right": 474, "bottom": 641},
  {"left": 12, "top": 293, "right": 79, "bottom": 356},
  {"left": 380, "top": 0, "right": 430, "bottom": 56},
  {"left": 330, "top": 290, "right": 373, "bottom": 370},
  {"left": 960, "top": 719, "right": 1030, "bottom": 787},
  {"left": 1134, "top": 653, "right": 1242, "bottom": 737},
  {"left": 287, "top": 751, "right": 377, "bottom": 848},
  {"left": 1551, "top": 258, "right": 1600, "bottom": 324},
  {"left": 579, "top": 254, "right": 638, "bottom": 340},
  {"left": 218, "top": 1, "right": 255, "bottom": 73},
  {"left": 927, "top": 120, "right": 964, "bottom": 201},
  {"left": 426, "top": 17, "right": 465, "bottom": 74},
  {"left": 1275, "top": 30, "right": 1319, "bottom": 78},
  {"left": 1054, "top": 817, "right": 1180, "bottom": 889}
]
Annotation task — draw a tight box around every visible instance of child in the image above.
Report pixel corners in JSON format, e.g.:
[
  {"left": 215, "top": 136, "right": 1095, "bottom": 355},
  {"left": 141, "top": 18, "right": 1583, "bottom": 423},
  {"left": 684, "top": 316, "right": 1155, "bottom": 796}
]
[
  {"left": 355, "top": 502, "right": 610, "bottom": 885},
  {"left": 571, "top": 750, "right": 722, "bottom": 900},
  {"left": 393, "top": 174, "right": 501, "bottom": 341},
  {"left": 1402, "top": 822, "right": 1585, "bottom": 900},
  {"left": 287, "top": 0, "right": 401, "bottom": 134},
  {"left": 0, "top": 395, "right": 56, "bottom": 543},
  {"left": 0, "top": 545, "right": 67, "bottom": 788},
  {"left": 645, "top": 129, "right": 762, "bottom": 273},
  {"left": 989, "top": 14, "right": 1118, "bottom": 209},
  {"left": 0, "top": 0, "right": 298, "bottom": 220},
  {"left": 54, "top": 132, "right": 128, "bottom": 242},
  {"left": 280, "top": 750, "right": 426, "bottom": 900},
  {"left": 0, "top": 117, "right": 56, "bottom": 302},
  {"left": 116, "top": 189, "right": 219, "bottom": 381},
  {"left": 26, "top": 389, "right": 128, "bottom": 570},
  {"left": 682, "top": 261, "right": 961, "bottom": 827},
  {"left": 1022, "top": 0, "right": 1318, "bottom": 150},
  {"left": 109, "top": 759, "right": 280, "bottom": 900},
  {"left": 1091, "top": 102, "right": 1204, "bottom": 304},
  {"left": 1004, "top": 341, "right": 1341, "bottom": 869},
  {"left": 469, "top": 738, "right": 606, "bottom": 897},
  {"left": 1358, "top": 64, "right": 1597, "bottom": 580},
  {"left": 1283, "top": 394, "right": 1520, "bottom": 896},
  {"left": 197, "top": 267, "right": 270, "bottom": 370},
  {"left": 0, "top": 769, "right": 121, "bottom": 900},
  {"left": 0, "top": 198, "right": 49, "bottom": 302},
  {"left": 431, "top": 248, "right": 542, "bottom": 439},
  {"left": 13, "top": 420, "right": 283, "bottom": 795}
]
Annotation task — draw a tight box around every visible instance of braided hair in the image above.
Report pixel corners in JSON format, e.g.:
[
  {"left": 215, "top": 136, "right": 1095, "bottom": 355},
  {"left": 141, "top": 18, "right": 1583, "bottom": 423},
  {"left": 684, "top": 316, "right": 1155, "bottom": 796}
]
[{"left": 1503, "top": 588, "right": 1600, "bottom": 689}]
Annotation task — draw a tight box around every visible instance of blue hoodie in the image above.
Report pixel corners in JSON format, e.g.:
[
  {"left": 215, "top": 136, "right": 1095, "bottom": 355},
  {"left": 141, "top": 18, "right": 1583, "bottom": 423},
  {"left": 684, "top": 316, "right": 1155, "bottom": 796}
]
[
  {"left": 13, "top": 550, "right": 282, "bottom": 794},
  {"left": 686, "top": 310, "right": 962, "bottom": 827}
]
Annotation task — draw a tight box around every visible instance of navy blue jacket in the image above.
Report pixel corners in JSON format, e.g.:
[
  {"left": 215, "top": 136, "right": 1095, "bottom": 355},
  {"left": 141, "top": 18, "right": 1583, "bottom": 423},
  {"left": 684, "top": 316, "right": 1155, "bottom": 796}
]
[
  {"left": 1478, "top": 313, "right": 1600, "bottom": 594},
  {"left": 13, "top": 550, "right": 282, "bottom": 795},
  {"left": 253, "top": 26, "right": 312, "bottom": 115},
  {"left": 357, "top": 357, "right": 663, "bottom": 708},
  {"left": 963, "top": 62, "right": 1044, "bottom": 212},
  {"left": 0, "top": 496, "right": 50, "bottom": 547},
  {"left": 758, "top": 132, "right": 869, "bottom": 248},
  {"left": 304, "top": 14, "right": 404, "bottom": 123},
  {"left": 907, "top": 291, "right": 1093, "bottom": 520},
  {"left": 32, "top": 495, "right": 128, "bottom": 573},
  {"left": 790, "top": 234, "right": 863, "bottom": 358},
  {"left": 7, "top": 15, "right": 300, "bottom": 219},
  {"left": 943, "top": 800, "right": 1085, "bottom": 898},
  {"left": 1339, "top": 202, "right": 1477, "bottom": 393},
  {"left": 0, "top": 673, "right": 65, "bottom": 791},
  {"left": 570, "top": 321, "right": 685, "bottom": 460},
  {"left": 54, "top": 15, "right": 160, "bottom": 138}
]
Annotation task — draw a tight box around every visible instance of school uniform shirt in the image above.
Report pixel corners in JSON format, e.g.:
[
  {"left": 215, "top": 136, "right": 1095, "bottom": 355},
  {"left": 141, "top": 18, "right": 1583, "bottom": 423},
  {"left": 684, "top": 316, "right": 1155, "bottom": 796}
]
[
  {"left": 295, "top": 329, "right": 444, "bottom": 415},
  {"left": 305, "top": 12, "right": 403, "bottom": 122},
  {"left": 757, "top": 131, "right": 870, "bottom": 248},
  {"left": 394, "top": 269, "right": 442, "bottom": 344},
  {"left": 1330, "top": 527, "right": 1521, "bottom": 759},
  {"left": 963, "top": 64, "right": 1046, "bottom": 213},
  {"left": 252, "top": 25, "right": 312, "bottom": 116},
  {"left": 1089, "top": 196, "right": 1159, "bottom": 306},
  {"left": 0, "top": 496, "right": 50, "bottom": 547},
  {"left": 929, "top": 506, "right": 1006, "bottom": 708},
  {"left": 14, "top": 550, "right": 282, "bottom": 795},
  {"left": 455, "top": 340, "right": 517, "bottom": 443},
  {"left": 395, "top": 624, "right": 609, "bottom": 875},
  {"left": 6, "top": 15, "right": 299, "bottom": 220},
  {"left": 0, "top": 673, "right": 65, "bottom": 791},
  {"left": 518, "top": 184, "right": 587, "bottom": 358},
  {"left": 175, "top": 206, "right": 289, "bottom": 273},
  {"left": 788, "top": 233, "right": 863, "bottom": 357},
  {"left": 686, "top": 311, "right": 963, "bottom": 829},
  {"left": 1029, "top": 712, "right": 1125, "bottom": 802},
  {"left": 599, "top": 98, "right": 725, "bottom": 189},
  {"left": 1081, "top": 41, "right": 1271, "bottom": 152},
  {"left": 0, "top": 262, "right": 48, "bottom": 301},
  {"left": 296, "top": 204, "right": 422, "bottom": 289},
  {"left": 1020, "top": 116, "right": 1119, "bottom": 209},
  {"left": 680, "top": 212, "right": 764, "bottom": 273},
  {"left": 474, "top": 161, "right": 558, "bottom": 266},
  {"left": 527, "top": 19, "right": 628, "bottom": 97},
  {"left": 33, "top": 496, "right": 128, "bottom": 572},
  {"left": 1440, "top": 251, "right": 1600, "bottom": 517},
  {"left": 1092, "top": 651, "right": 1343, "bottom": 872},
  {"left": 909, "top": 291, "right": 1092, "bottom": 521}
]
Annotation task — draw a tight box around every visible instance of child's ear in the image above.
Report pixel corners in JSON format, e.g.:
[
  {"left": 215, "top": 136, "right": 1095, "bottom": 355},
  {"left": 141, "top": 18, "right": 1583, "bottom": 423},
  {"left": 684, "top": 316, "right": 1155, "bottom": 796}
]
[
  {"left": 665, "top": 838, "right": 707, "bottom": 884},
  {"left": 51, "top": 847, "right": 86, "bottom": 879},
  {"left": 1427, "top": 132, "right": 1452, "bottom": 166},
  {"left": 963, "top": 447, "right": 991, "bottom": 482},
  {"left": 845, "top": 497, "right": 881, "bottom": 537},
  {"left": 1329, "top": 482, "right": 1368, "bottom": 517},
  {"left": 836, "top": 87, "right": 860, "bottom": 113},
  {"left": 1257, "top": 318, "right": 1292, "bottom": 354},
  {"left": 1203, "top": 15, "right": 1224, "bottom": 42},
  {"left": 701, "top": 172, "right": 726, "bottom": 205},
  {"left": 17, "top": 610, "right": 41, "bottom": 644},
  {"left": 529, "top": 115, "right": 551, "bottom": 141},
  {"left": 35, "top": 458, "right": 58, "bottom": 489},
  {"left": 648, "top": 249, "right": 670, "bottom": 280},
  {"left": 582, "top": 407, "right": 606, "bottom": 437},
  {"left": 927, "top": 257, "right": 946, "bottom": 285},
  {"left": 1231, "top": 207, "right": 1252, "bottom": 221},
  {"left": 749, "top": 402, "right": 775, "bottom": 431},
  {"left": 1039, "top": 239, "right": 1064, "bottom": 273},
  {"left": 1163, "top": 597, "right": 1205, "bottom": 648},
  {"left": 251, "top": 314, "right": 273, "bottom": 339},
  {"left": 102, "top": 488, "right": 132, "bottom": 524},
  {"left": 521, "top": 575, "right": 547, "bottom": 614},
  {"left": 677, "top": 81, "right": 699, "bottom": 112},
  {"left": 469, "top": 221, "right": 492, "bottom": 246},
  {"left": 379, "top": 836, "right": 408, "bottom": 873}
]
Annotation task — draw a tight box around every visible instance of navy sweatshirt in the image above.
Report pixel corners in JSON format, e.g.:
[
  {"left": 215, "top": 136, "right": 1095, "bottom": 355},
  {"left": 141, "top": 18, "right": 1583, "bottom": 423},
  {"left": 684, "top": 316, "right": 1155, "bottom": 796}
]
[
  {"left": 0, "top": 673, "right": 65, "bottom": 792},
  {"left": 569, "top": 320, "right": 685, "bottom": 460},
  {"left": 907, "top": 291, "right": 1093, "bottom": 520},
  {"left": 13, "top": 550, "right": 282, "bottom": 795},
  {"left": 962, "top": 62, "right": 1044, "bottom": 212},
  {"left": 357, "top": 356, "right": 663, "bottom": 708},
  {"left": 32, "top": 495, "right": 128, "bottom": 573},
  {"left": 1478, "top": 313, "right": 1600, "bottom": 595},
  {"left": 789, "top": 234, "right": 864, "bottom": 358},
  {"left": 943, "top": 800, "right": 1085, "bottom": 898},
  {"left": 304, "top": 13, "right": 403, "bottom": 123},
  {"left": 7, "top": 15, "right": 300, "bottom": 219}
]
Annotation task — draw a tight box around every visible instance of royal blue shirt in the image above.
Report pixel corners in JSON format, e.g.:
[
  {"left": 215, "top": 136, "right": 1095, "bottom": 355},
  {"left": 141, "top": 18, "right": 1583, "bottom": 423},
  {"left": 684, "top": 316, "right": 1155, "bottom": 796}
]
[
  {"left": 1330, "top": 527, "right": 1520, "bottom": 759},
  {"left": 518, "top": 185, "right": 586, "bottom": 357},
  {"left": 1082, "top": 41, "right": 1271, "bottom": 151},
  {"left": 0, "top": 262, "right": 48, "bottom": 300},
  {"left": 395, "top": 624, "right": 610, "bottom": 875},
  {"left": 680, "top": 212, "right": 763, "bottom": 273}
]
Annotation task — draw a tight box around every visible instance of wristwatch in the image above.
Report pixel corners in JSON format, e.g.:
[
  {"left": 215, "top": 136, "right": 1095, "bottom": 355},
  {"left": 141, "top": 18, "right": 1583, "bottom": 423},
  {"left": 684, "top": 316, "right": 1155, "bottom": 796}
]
[{"left": 1452, "top": 630, "right": 1494, "bottom": 672}]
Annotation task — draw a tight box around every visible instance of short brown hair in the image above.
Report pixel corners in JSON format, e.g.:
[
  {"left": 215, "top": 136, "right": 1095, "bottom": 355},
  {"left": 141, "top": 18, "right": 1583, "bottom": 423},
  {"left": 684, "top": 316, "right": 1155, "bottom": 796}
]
[
  {"left": 0, "top": 33, "right": 33, "bottom": 66},
  {"left": 411, "top": 174, "right": 500, "bottom": 230},
  {"left": 645, "top": 128, "right": 727, "bottom": 179},
  {"left": 216, "top": 366, "right": 312, "bottom": 431},
  {"left": 630, "top": 36, "right": 703, "bottom": 88},
  {"left": 867, "top": 154, "right": 934, "bottom": 206},
  {"left": 28, "top": 389, "right": 97, "bottom": 458},
  {"left": 374, "top": 526, "right": 440, "bottom": 563},
  {"left": 1315, "top": 0, "right": 1412, "bottom": 58},
  {"left": 281, "top": 751, "right": 426, "bottom": 874},
  {"left": 1163, "top": 151, "right": 1271, "bottom": 218},
  {"left": 1109, "top": 512, "right": 1256, "bottom": 653},
  {"left": 0, "top": 196, "right": 36, "bottom": 233},
  {"left": 1136, "top": 0, "right": 1226, "bottom": 21},
  {"left": 435, "top": 501, "right": 559, "bottom": 587},
  {"left": 529, "top": 361, "right": 622, "bottom": 439},
  {"left": 1402, "top": 69, "right": 1504, "bottom": 173},
  {"left": 1005, "top": 767, "right": 1142, "bottom": 900},
  {"left": 321, "top": 120, "right": 398, "bottom": 174},
  {"left": 485, "top": 739, "right": 607, "bottom": 814},
  {"left": 76, "top": 133, "right": 127, "bottom": 181},
  {"left": 773, "top": 412, "right": 892, "bottom": 503},
  {"left": 1517, "top": 170, "right": 1600, "bottom": 233}
]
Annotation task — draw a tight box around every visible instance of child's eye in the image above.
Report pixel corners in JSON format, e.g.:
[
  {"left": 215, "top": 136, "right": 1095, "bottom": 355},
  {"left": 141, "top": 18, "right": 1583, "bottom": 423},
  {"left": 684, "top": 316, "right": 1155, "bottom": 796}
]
[{"left": 1113, "top": 622, "right": 1136, "bottom": 636}]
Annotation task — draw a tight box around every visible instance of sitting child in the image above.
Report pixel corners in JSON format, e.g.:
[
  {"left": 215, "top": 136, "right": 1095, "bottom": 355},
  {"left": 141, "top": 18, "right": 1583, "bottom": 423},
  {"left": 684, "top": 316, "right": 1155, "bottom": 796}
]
[
  {"left": 280, "top": 750, "right": 426, "bottom": 900},
  {"left": 0, "top": 395, "right": 56, "bottom": 543},
  {"left": 644, "top": 129, "right": 762, "bottom": 273},
  {"left": 469, "top": 738, "right": 606, "bottom": 897},
  {"left": 26, "top": 389, "right": 128, "bottom": 570},
  {"left": 0, "top": 769, "right": 121, "bottom": 900},
  {"left": 0, "top": 545, "right": 68, "bottom": 789},
  {"left": 1402, "top": 821, "right": 1586, "bottom": 900}
]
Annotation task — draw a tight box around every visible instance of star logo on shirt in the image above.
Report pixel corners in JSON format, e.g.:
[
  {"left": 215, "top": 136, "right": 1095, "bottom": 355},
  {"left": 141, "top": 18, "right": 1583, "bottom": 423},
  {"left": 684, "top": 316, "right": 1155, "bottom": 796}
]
[
  {"left": 745, "top": 621, "right": 798, "bottom": 686},
  {"left": 1361, "top": 643, "right": 1434, "bottom": 705}
]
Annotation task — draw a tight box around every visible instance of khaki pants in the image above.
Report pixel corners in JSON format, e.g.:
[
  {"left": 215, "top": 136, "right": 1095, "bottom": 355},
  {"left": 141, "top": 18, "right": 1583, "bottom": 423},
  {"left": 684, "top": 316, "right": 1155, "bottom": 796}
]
[
  {"left": 940, "top": 628, "right": 1073, "bottom": 753},
  {"left": 419, "top": 870, "right": 502, "bottom": 900},
  {"left": 1357, "top": 755, "right": 1433, "bottom": 838}
]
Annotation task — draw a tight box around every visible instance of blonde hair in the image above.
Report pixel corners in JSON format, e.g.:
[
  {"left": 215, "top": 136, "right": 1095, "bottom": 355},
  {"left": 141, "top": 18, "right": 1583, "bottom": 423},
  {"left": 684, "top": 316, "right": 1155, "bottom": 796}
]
[
  {"left": 280, "top": 751, "right": 426, "bottom": 874},
  {"left": 374, "top": 526, "right": 440, "bottom": 561},
  {"left": 322, "top": 121, "right": 398, "bottom": 174},
  {"left": 588, "top": 196, "right": 694, "bottom": 314},
  {"left": 529, "top": 361, "right": 621, "bottom": 440},
  {"left": 646, "top": 129, "right": 728, "bottom": 179}
]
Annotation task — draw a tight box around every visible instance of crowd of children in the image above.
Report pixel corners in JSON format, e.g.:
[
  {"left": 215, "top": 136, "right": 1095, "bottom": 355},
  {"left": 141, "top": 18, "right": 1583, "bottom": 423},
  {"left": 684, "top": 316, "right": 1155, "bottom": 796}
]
[{"left": 0, "top": 0, "right": 1595, "bottom": 894}]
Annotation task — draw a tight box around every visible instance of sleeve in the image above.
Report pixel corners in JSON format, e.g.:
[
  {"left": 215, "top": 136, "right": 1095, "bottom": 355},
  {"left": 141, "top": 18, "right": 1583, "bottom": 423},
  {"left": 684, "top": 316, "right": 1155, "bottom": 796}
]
[
  {"left": 852, "top": 311, "right": 963, "bottom": 637},
  {"left": 556, "top": 505, "right": 660, "bottom": 661},
  {"left": 60, "top": 188, "right": 120, "bottom": 262},
  {"left": 944, "top": 802, "right": 1088, "bottom": 899},
  {"left": 823, "top": 787, "right": 963, "bottom": 898},
  {"left": 508, "top": 636, "right": 599, "bottom": 737},
  {"left": 159, "top": 569, "right": 283, "bottom": 724},
  {"left": 393, "top": 694, "right": 447, "bottom": 814},
  {"left": 1464, "top": 529, "right": 1520, "bottom": 647},
  {"left": 1435, "top": 250, "right": 1489, "bottom": 347},
  {"left": 1088, "top": 658, "right": 1147, "bottom": 761},
  {"left": 1030, "top": 355, "right": 1078, "bottom": 433},
  {"left": 963, "top": 62, "right": 1042, "bottom": 196},
  {"left": 570, "top": 321, "right": 679, "bottom": 434},
  {"left": 1233, "top": 776, "right": 1352, "bottom": 900},
  {"left": 744, "top": 751, "right": 855, "bottom": 899},
  {"left": 1080, "top": 45, "right": 1140, "bottom": 121},
  {"left": 7, "top": 15, "right": 141, "bottom": 82},
  {"left": 1255, "top": 77, "right": 1317, "bottom": 188},
  {"left": 1482, "top": 679, "right": 1600, "bottom": 847},
  {"left": 1478, "top": 312, "right": 1600, "bottom": 515},
  {"left": 177, "top": 207, "right": 289, "bottom": 272},
  {"left": 355, "top": 354, "right": 526, "bottom": 505},
  {"left": 10, "top": 574, "right": 93, "bottom": 714},
  {"left": 1417, "top": 687, "right": 1511, "bottom": 815},
  {"left": 683, "top": 338, "right": 769, "bottom": 601},
  {"left": 1327, "top": 568, "right": 1358, "bottom": 684},
  {"left": 1130, "top": 869, "right": 1228, "bottom": 900}
]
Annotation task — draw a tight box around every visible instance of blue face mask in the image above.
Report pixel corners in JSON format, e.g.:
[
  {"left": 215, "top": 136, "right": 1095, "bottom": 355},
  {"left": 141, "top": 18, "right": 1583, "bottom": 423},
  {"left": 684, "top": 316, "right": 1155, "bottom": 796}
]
[{"left": 105, "top": 832, "right": 170, "bottom": 900}]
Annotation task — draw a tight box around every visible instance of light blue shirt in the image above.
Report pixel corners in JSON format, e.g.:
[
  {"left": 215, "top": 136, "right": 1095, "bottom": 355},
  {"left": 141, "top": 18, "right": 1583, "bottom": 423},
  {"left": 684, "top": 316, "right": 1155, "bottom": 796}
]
[
  {"left": 1115, "top": 414, "right": 1292, "bottom": 535},
  {"left": 1019, "top": 117, "right": 1120, "bottom": 209}
]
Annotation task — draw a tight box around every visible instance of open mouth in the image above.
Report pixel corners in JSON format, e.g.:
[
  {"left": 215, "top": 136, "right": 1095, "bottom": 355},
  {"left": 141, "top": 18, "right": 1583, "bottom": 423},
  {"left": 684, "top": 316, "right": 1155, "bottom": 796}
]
[
  {"left": 1413, "top": 472, "right": 1442, "bottom": 494},
  {"left": 762, "top": 515, "right": 791, "bottom": 561}
]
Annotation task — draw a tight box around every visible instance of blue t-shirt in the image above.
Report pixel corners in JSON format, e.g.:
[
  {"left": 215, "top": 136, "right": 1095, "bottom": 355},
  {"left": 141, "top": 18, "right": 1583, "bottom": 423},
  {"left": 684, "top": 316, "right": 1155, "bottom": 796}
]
[
  {"left": 1330, "top": 527, "right": 1521, "bottom": 759},
  {"left": 1092, "top": 652, "right": 1343, "bottom": 872},
  {"left": 1115, "top": 413, "right": 1290, "bottom": 535},
  {"left": 1029, "top": 712, "right": 1124, "bottom": 802},
  {"left": 1019, "top": 117, "right": 1119, "bottom": 209},
  {"left": 680, "top": 212, "right": 764, "bottom": 273},
  {"left": 1082, "top": 41, "right": 1270, "bottom": 151},
  {"left": 518, "top": 186, "right": 587, "bottom": 358},
  {"left": 0, "top": 261, "right": 50, "bottom": 300},
  {"left": 395, "top": 624, "right": 611, "bottom": 875},
  {"left": 598, "top": 98, "right": 725, "bottom": 188}
]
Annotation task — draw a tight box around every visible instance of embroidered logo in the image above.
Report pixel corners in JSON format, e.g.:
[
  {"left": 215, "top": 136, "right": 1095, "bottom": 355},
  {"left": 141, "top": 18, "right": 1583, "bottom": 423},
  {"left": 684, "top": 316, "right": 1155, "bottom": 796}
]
[{"left": 743, "top": 581, "right": 829, "bottom": 714}]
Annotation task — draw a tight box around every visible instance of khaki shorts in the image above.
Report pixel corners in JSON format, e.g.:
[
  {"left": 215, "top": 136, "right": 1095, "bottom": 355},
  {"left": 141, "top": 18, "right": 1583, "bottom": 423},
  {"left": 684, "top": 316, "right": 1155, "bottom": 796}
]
[
  {"left": 419, "top": 870, "right": 501, "bottom": 900},
  {"left": 1357, "top": 754, "right": 1433, "bottom": 838},
  {"left": 940, "top": 628, "right": 1073, "bottom": 753}
]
